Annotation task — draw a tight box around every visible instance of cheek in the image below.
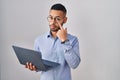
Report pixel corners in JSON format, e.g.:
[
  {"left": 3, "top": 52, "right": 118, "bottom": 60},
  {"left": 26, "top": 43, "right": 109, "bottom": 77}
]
[
  {"left": 49, "top": 22, "right": 52, "bottom": 25},
  {"left": 50, "top": 22, "right": 58, "bottom": 26},
  {"left": 49, "top": 22, "right": 57, "bottom": 25}
]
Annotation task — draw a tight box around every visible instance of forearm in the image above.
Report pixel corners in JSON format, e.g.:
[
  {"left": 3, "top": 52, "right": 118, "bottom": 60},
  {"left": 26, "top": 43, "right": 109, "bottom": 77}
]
[
  {"left": 62, "top": 39, "right": 81, "bottom": 69},
  {"left": 64, "top": 49, "right": 81, "bottom": 69}
]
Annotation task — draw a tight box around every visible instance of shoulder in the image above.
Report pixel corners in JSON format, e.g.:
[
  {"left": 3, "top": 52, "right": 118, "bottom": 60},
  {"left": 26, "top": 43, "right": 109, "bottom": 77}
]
[
  {"left": 35, "top": 33, "right": 48, "bottom": 43},
  {"left": 67, "top": 33, "right": 79, "bottom": 45},
  {"left": 67, "top": 33, "right": 78, "bottom": 41}
]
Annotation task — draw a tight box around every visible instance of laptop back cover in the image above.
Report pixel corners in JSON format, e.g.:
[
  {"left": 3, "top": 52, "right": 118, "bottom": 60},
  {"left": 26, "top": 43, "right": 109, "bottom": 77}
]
[{"left": 12, "top": 45, "right": 46, "bottom": 71}]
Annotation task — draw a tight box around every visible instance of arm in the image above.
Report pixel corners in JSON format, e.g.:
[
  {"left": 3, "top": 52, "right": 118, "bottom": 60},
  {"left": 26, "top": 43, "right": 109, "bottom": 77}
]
[
  {"left": 56, "top": 21, "right": 81, "bottom": 69},
  {"left": 62, "top": 37, "right": 81, "bottom": 69}
]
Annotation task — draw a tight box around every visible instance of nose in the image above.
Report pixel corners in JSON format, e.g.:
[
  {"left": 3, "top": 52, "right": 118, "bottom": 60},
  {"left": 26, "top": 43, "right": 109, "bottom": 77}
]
[{"left": 50, "top": 19, "right": 56, "bottom": 25}]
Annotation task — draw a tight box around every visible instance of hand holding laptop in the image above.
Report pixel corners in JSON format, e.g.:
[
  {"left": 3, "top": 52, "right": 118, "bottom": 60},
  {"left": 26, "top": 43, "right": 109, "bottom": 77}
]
[{"left": 25, "top": 62, "right": 37, "bottom": 71}]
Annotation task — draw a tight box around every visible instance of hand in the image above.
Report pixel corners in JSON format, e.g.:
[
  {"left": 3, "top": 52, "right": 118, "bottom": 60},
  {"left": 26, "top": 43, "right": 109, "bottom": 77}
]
[
  {"left": 56, "top": 21, "right": 68, "bottom": 42},
  {"left": 25, "top": 62, "right": 37, "bottom": 71}
]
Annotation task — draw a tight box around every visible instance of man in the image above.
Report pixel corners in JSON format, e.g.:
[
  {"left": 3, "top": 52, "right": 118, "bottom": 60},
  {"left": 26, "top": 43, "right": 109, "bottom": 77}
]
[{"left": 25, "top": 3, "right": 81, "bottom": 80}]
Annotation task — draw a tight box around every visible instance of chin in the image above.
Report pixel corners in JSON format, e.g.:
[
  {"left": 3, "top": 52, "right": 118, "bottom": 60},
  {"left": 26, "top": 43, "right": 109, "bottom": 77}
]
[
  {"left": 50, "top": 29, "right": 59, "bottom": 32},
  {"left": 50, "top": 28, "right": 60, "bottom": 32},
  {"left": 50, "top": 29, "right": 58, "bottom": 32}
]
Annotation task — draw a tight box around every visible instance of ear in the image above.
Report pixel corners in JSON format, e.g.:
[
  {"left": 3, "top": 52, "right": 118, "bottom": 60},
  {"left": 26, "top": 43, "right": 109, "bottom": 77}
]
[{"left": 63, "top": 17, "right": 67, "bottom": 23}]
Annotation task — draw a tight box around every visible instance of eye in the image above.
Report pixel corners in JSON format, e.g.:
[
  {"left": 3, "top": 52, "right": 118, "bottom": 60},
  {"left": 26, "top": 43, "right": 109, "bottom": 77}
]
[
  {"left": 56, "top": 17, "right": 61, "bottom": 21},
  {"left": 47, "top": 16, "right": 53, "bottom": 21},
  {"left": 49, "top": 16, "right": 53, "bottom": 19}
]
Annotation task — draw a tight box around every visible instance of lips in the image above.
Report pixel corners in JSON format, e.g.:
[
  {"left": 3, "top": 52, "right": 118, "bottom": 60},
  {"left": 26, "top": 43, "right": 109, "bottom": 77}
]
[{"left": 50, "top": 25, "right": 56, "bottom": 29}]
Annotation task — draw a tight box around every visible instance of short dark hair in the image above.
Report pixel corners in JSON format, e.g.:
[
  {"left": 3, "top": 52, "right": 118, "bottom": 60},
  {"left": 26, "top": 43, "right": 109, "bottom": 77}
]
[{"left": 50, "top": 3, "right": 67, "bottom": 14}]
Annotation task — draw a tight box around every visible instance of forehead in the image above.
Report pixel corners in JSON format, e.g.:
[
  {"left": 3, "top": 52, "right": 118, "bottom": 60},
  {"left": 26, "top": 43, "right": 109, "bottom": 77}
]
[{"left": 49, "top": 10, "right": 65, "bottom": 17}]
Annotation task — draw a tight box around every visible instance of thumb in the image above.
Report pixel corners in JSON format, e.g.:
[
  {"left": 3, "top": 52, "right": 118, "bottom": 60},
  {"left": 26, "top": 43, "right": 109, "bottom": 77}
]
[{"left": 57, "top": 30, "right": 60, "bottom": 35}]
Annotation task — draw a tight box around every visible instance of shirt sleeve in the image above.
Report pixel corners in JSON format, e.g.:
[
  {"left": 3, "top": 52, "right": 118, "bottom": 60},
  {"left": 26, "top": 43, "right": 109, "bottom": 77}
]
[{"left": 62, "top": 37, "right": 81, "bottom": 69}]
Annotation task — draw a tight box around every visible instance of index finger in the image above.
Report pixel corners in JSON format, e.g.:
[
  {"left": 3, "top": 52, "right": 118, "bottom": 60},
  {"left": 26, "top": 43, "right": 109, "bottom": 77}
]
[{"left": 57, "top": 21, "right": 64, "bottom": 30}]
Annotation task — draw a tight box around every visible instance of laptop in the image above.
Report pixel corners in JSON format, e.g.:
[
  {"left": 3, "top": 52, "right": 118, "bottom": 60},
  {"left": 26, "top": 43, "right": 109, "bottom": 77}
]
[{"left": 12, "top": 45, "right": 60, "bottom": 71}]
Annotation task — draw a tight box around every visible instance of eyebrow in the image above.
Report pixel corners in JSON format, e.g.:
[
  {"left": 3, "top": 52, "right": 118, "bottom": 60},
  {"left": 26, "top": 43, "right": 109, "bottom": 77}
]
[{"left": 49, "top": 15, "right": 61, "bottom": 18}]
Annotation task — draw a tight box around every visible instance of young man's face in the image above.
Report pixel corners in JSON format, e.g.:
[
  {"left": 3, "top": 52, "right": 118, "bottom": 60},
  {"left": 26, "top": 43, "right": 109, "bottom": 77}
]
[{"left": 47, "top": 10, "right": 67, "bottom": 32}]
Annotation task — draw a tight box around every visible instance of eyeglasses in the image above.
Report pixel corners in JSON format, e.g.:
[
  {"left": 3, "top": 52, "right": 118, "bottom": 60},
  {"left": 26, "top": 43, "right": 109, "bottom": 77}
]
[{"left": 47, "top": 16, "right": 65, "bottom": 22}]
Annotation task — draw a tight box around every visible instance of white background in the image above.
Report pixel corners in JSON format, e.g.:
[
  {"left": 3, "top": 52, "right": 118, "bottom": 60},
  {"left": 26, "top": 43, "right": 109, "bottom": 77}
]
[{"left": 1, "top": 0, "right": 120, "bottom": 80}]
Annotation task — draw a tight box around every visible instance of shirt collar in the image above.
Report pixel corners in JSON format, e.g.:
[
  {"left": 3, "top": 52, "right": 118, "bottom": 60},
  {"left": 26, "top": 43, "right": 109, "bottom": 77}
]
[
  {"left": 47, "top": 31, "right": 52, "bottom": 38},
  {"left": 46, "top": 31, "right": 59, "bottom": 40}
]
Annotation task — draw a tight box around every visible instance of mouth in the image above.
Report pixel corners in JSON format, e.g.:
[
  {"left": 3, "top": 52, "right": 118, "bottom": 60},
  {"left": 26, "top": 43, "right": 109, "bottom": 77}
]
[
  {"left": 49, "top": 25, "right": 60, "bottom": 32},
  {"left": 50, "top": 25, "right": 56, "bottom": 29}
]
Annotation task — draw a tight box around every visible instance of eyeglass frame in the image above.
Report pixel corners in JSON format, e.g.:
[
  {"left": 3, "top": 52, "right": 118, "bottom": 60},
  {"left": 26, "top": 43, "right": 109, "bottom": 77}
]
[{"left": 47, "top": 15, "right": 65, "bottom": 22}]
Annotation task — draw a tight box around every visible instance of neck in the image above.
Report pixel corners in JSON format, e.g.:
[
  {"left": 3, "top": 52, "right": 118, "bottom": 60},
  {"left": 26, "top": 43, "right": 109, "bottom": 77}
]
[{"left": 51, "top": 31, "right": 57, "bottom": 38}]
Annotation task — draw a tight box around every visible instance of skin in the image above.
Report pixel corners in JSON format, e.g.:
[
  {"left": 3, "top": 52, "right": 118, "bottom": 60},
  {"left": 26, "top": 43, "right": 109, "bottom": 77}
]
[
  {"left": 25, "top": 9, "right": 68, "bottom": 71},
  {"left": 49, "top": 10, "right": 68, "bottom": 41}
]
